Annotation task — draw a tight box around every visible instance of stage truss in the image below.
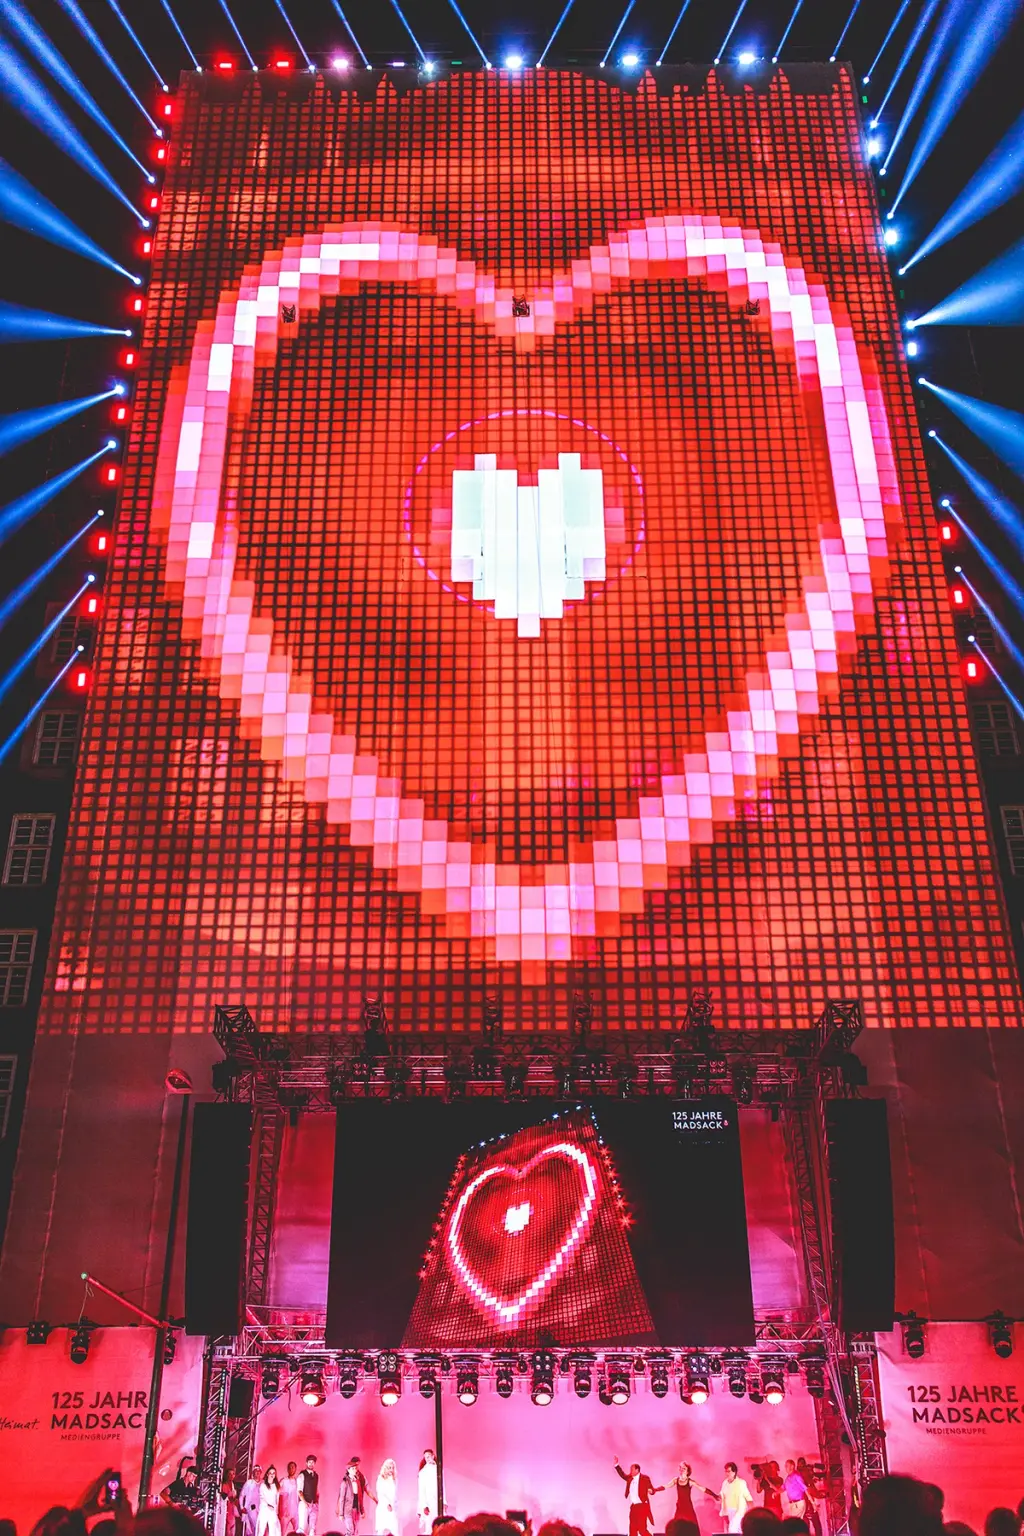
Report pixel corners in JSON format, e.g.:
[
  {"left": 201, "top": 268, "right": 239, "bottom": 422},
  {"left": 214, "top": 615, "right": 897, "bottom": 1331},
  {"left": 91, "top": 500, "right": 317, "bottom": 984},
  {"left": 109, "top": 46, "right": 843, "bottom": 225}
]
[{"left": 197, "top": 998, "right": 886, "bottom": 1532}]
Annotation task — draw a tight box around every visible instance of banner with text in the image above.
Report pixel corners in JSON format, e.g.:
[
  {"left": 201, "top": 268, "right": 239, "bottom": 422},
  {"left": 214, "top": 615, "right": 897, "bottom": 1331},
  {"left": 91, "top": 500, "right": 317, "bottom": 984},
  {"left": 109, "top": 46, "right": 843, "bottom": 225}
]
[
  {"left": 877, "top": 1322, "right": 1023, "bottom": 1527},
  {"left": 0, "top": 1328, "right": 203, "bottom": 1527}
]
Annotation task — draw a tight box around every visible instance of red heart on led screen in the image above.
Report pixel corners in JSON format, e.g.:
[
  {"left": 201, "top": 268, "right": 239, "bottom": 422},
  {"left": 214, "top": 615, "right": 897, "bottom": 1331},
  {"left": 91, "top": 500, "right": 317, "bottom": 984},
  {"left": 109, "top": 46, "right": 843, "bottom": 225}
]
[
  {"left": 154, "top": 216, "right": 899, "bottom": 963},
  {"left": 445, "top": 1142, "right": 598, "bottom": 1325}
]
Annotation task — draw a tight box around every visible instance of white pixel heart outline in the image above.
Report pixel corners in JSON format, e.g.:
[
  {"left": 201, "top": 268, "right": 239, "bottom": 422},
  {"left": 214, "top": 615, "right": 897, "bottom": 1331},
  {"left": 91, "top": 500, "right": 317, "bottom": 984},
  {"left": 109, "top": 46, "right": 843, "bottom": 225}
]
[
  {"left": 445, "top": 1141, "right": 598, "bottom": 1326},
  {"left": 154, "top": 214, "right": 900, "bottom": 962}
]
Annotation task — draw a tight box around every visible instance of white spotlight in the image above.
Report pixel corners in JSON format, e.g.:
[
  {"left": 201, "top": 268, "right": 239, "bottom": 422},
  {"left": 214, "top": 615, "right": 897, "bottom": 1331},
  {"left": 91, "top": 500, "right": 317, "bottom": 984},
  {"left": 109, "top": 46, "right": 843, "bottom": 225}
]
[
  {"left": 622, "top": 51, "right": 640, "bottom": 67},
  {"left": 504, "top": 52, "right": 524, "bottom": 68},
  {"left": 883, "top": 226, "right": 899, "bottom": 247},
  {"left": 906, "top": 340, "right": 918, "bottom": 357},
  {"left": 332, "top": 56, "right": 349, "bottom": 70},
  {"left": 737, "top": 50, "right": 757, "bottom": 66}
]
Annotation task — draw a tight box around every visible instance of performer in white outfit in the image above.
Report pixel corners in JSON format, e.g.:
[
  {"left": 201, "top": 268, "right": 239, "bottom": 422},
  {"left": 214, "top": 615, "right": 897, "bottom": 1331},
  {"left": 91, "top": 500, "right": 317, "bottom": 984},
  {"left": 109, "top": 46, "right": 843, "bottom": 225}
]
[
  {"left": 719, "top": 1464, "right": 754, "bottom": 1534},
  {"left": 418, "top": 1451, "right": 439, "bottom": 1535},
  {"left": 281, "top": 1464, "right": 300, "bottom": 1536},
  {"left": 257, "top": 1469, "right": 282, "bottom": 1536},
  {"left": 240, "top": 1467, "right": 263, "bottom": 1536},
  {"left": 375, "top": 1461, "right": 399, "bottom": 1536}
]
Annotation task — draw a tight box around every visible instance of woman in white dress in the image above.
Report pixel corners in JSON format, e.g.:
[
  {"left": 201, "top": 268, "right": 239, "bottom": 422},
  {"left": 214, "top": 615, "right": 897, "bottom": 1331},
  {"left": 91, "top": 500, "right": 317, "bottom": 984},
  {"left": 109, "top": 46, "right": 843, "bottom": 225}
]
[
  {"left": 375, "top": 1460, "right": 399, "bottom": 1536},
  {"left": 417, "top": 1451, "right": 439, "bottom": 1535},
  {"left": 257, "top": 1467, "right": 282, "bottom": 1536}
]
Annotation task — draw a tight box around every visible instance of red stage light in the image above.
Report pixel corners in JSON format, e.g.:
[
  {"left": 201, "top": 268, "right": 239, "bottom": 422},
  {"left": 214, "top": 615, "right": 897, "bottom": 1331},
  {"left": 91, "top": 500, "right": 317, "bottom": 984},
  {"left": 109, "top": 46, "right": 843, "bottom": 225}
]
[
  {"left": 940, "top": 522, "right": 954, "bottom": 543},
  {"left": 951, "top": 587, "right": 966, "bottom": 607},
  {"left": 104, "top": 466, "right": 119, "bottom": 485},
  {"left": 72, "top": 667, "right": 90, "bottom": 692},
  {"left": 123, "top": 350, "right": 136, "bottom": 367},
  {"left": 162, "top": 99, "right": 173, "bottom": 114},
  {"left": 965, "top": 658, "right": 980, "bottom": 681},
  {"left": 94, "top": 532, "right": 109, "bottom": 554},
  {"left": 156, "top": 145, "right": 167, "bottom": 162},
  {"left": 86, "top": 597, "right": 99, "bottom": 616},
  {"left": 274, "top": 58, "right": 293, "bottom": 70},
  {"left": 216, "top": 59, "right": 235, "bottom": 72},
  {"left": 148, "top": 194, "right": 160, "bottom": 212},
  {"left": 131, "top": 297, "right": 144, "bottom": 314},
  {"left": 141, "top": 238, "right": 153, "bottom": 256},
  {"left": 114, "top": 405, "right": 129, "bottom": 424}
]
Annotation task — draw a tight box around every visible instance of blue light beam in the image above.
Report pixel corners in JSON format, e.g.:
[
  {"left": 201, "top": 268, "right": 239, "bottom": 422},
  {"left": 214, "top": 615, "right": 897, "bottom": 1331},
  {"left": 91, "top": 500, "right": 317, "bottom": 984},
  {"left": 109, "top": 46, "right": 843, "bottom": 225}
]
[
  {"left": 52, "top": 0, "right": 159, "bottom": 131},
  {"left": 0, "top": 36, "right": 147, "bottom": 223},
  {"left": 0, "top": 0, "right": 154, "bottom": 180},
  {"left": 912, "top": 236, "right": 1024, "bottom": 326},
  {"left": 0, "top": 299, "right": 129, "bottom": 343},
  {"left": 715, "top": 0, "right": 752, "bottom": 63},
  {"left": 443, "top": 0, "right": 489, "bottom": 66},
  {"left": 932, "top": 433, "right": 1024, "bottom": 560},
  {"left": 539, "top": 0, "right": 577, "bottom": 64},
  {"left": 773, "top": 0, "right": 807, "bottom": 61},
  {"left": 0, "top": 390, "right": 118, "bottom": 454},
  {"left": 270, "top": 0, "right": 313, "bottom": 67},
  {"left": 326, "top": 1, "right": 370, "bottom": 68},
  {"left": 0, "top": 513, "right": 102, "bottom": 631},
  {"left": 890, "top": 0, "right": 1023, "bottom": 214},
  {"left": 602, "top": 0, "right": 637, "bottom": 66},
  {"left": 946, "top": 504, "right": 1024, "bottom": 618},
  {"left": 104, "top": 0, "right": 167, "bottom": 89},
  {"left": 960, "top": 576, "right": 1024, "bottom": 684},
  {"left": 864, "top": 0, "right": 912, "bottom": 82},
  {"left": 880, "top": 0, "right": 973, "bottom": 175},
  {"left": 969, "top": 638, "right": 1024, "bottom": 721},
  {"left": 0, "top": 158, "right": 139, "bottom": 281},
  {"left": 214, "top": 0, "right": 256, "bottom": 69},
  {"left": 157, "top": 0, "right": 199, "bottom": 69},
  {"left": 0, "top": 389, "right": 119, "bottom": 459},
  {"left": 0, "top": 584, "right": 92, "bottom": 709},
  {"left": 0, "top": 445, "right": 112, "bottom": 547},
  {"left": 872, "top": 0, "right": 943, "bottom": 129},
  {"left": 383, "top": 0, "right": 426, "bottom": 64},
  {"left": 901, "top": 106, "right": 1024, "bottom": 271},
  {"left": 918, "top": 380, "right": 1024, "bottom": 485},
  {"left": 831, "top": 0, "right": 863, "bottom": 60},
  {"left": 0, "top": 648, "right": 83, "bottom": 767}
]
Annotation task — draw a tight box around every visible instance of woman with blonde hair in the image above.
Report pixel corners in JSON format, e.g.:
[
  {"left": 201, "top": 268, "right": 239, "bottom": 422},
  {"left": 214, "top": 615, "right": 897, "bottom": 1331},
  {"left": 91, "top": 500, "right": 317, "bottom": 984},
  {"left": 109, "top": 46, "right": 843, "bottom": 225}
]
[{"left": 376, "top": 1460, "right": 399, "bottom": 1536}]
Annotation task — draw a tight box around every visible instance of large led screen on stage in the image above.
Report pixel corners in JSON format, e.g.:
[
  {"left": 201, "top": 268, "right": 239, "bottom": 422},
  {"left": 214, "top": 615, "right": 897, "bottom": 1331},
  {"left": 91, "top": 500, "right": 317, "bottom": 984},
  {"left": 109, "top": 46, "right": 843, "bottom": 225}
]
[
  {"left": 325, "top": 1100, "right": 754, "bottom": 1348},
  {"left": 40, "top": 66, "right": 1023, "bottom": 1033}
]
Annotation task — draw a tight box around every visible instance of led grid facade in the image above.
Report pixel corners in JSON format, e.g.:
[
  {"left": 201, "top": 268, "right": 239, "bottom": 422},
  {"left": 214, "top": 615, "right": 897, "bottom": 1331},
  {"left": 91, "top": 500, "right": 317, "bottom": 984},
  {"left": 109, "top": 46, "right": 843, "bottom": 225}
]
[{"left": 40, "top": 67, "right": 1023, "bottom": 1032}]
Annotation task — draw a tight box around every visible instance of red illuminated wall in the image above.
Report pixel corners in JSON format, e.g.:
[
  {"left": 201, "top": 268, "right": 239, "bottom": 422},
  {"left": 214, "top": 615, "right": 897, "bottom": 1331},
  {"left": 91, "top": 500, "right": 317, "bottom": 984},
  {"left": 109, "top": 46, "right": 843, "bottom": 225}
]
[{"left": 40, "top": 66, "right": 1023, "bottom": 1032}]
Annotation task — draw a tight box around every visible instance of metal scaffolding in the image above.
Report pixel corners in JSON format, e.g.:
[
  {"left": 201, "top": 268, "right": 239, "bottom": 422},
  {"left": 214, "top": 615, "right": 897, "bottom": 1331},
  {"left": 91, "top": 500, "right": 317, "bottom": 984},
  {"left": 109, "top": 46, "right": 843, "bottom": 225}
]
[{"left": 194, "top": 997, "right": 887, "bottom": 1525}]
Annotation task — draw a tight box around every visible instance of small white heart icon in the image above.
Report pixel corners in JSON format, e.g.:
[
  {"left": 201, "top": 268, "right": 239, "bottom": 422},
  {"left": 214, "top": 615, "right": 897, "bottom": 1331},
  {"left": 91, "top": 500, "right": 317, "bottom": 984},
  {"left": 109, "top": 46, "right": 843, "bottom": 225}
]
[{"left": 450, "top": 453, "right": 610, "bottom": 636}]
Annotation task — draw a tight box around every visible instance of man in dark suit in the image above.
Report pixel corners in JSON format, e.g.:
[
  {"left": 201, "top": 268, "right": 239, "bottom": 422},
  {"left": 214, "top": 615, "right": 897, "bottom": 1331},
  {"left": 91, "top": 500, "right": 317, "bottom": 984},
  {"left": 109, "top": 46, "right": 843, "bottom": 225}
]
[{"left": 614, "top": 1458, "right": 664, "bottom": 1536}]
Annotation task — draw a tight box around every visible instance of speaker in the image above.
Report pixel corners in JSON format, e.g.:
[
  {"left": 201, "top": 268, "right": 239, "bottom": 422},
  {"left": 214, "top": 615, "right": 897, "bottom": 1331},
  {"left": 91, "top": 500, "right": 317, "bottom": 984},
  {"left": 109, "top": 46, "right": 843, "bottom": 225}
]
[
  {"left": 184, "top": 1101, "right": 252, "bottom": 1337},
  {"left": 826, "top": 1098, "right": 896, "bottom": 1333},
  {"left": 228, "top": 1376, "right": 255, "bottom": 1419}
]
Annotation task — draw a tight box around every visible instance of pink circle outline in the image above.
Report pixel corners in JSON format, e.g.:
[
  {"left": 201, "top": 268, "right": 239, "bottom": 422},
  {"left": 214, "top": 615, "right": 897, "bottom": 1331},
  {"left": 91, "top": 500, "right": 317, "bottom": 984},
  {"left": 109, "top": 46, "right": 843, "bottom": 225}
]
[{"left": 401, "top": 406, "right": 646, "bottom": 609}]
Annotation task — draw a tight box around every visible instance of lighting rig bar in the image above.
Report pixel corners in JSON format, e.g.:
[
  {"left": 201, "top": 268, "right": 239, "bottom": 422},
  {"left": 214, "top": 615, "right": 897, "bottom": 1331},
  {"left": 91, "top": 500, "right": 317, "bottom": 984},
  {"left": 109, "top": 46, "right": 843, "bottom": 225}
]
[{"left": 211, "top": 997, "right": 865, "bottom": 1112}]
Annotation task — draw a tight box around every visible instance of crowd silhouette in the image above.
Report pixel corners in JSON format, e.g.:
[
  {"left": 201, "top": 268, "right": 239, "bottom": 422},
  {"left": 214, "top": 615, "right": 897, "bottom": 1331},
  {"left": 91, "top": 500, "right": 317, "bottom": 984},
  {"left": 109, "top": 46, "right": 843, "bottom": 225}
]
[{"left": 9, "top": 1473, "right": 1024, "bottom": 1536}]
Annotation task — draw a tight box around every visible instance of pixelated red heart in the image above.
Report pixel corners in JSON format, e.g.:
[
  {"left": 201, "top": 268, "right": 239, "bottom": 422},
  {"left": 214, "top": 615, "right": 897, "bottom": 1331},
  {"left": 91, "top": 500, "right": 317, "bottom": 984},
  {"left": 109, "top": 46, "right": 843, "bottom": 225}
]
[
  {"left": 153, "top": 216, "right": 899, "bottom": 963},
  {"left": 446, "top": 1141, "right": 598, "bottom": 1325}
]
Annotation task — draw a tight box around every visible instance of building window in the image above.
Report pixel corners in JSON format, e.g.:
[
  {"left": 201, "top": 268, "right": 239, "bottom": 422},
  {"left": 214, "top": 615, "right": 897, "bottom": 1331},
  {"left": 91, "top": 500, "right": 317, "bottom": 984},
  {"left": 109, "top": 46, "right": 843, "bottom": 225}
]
[
  {"left": 50, "top": 616, "right": 93, "bottom": 666},
  {"left": 32, "top": 712, "right": 79, "bottom": 768},
  {"left": 972, "top": 702, "right": 1020, "bottom": 756},
  {"left": 3, "top": 814, "right": 56, "bottom": 886},
  {"left": 0, "top": 931, "right": 36, "bottom": 1007},
  {"left": 0, "top": 1055, "right": 15, "bottom": 1138},
  {"left": 1002, "top": 807, "right": 1024, "bottom": 877}
]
